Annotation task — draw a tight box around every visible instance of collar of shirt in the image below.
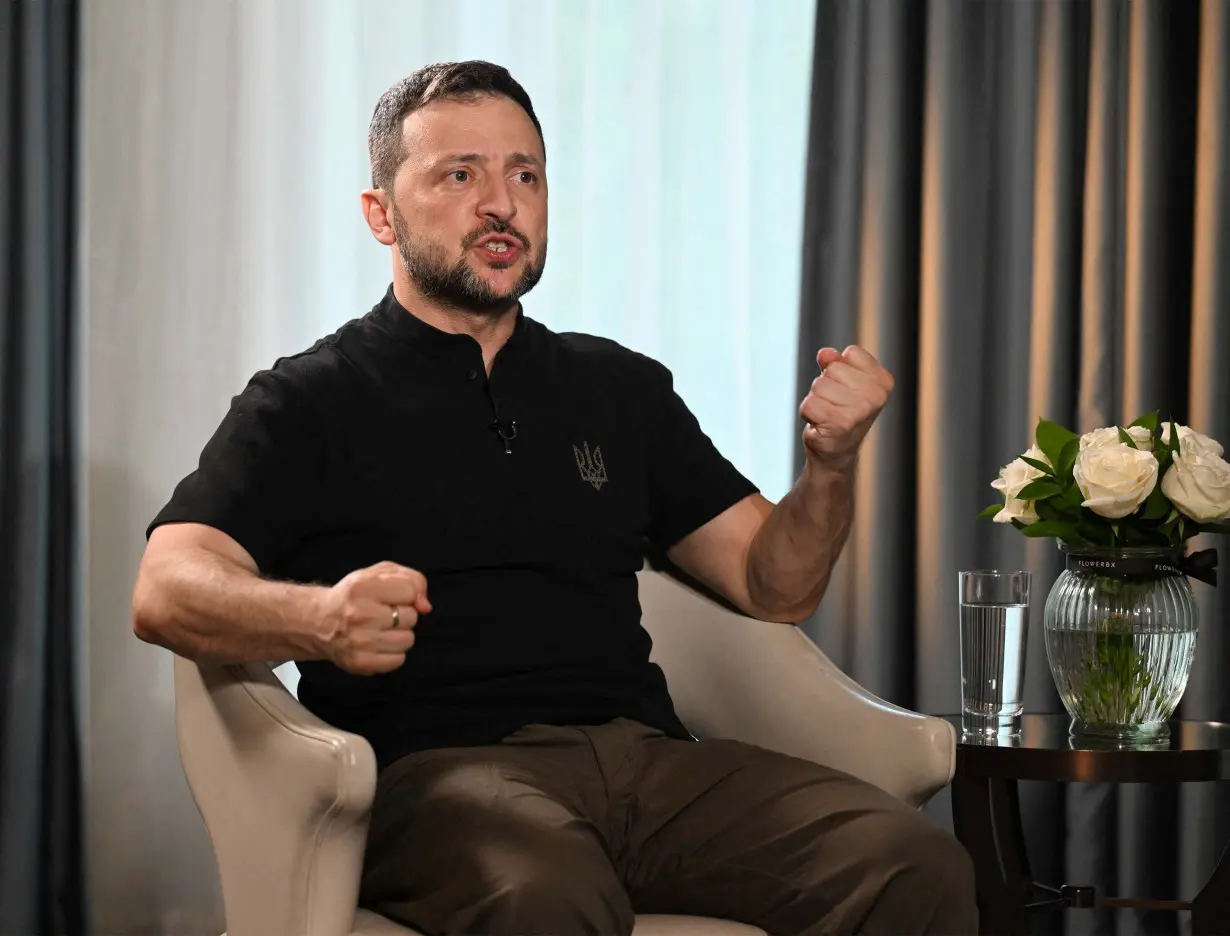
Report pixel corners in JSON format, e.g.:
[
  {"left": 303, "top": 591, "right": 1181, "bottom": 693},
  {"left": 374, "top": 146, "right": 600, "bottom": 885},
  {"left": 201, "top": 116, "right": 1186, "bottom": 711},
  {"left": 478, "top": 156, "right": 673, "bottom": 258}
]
[{"left": 370, "top": 285, "right": 532, "bottom": 366}]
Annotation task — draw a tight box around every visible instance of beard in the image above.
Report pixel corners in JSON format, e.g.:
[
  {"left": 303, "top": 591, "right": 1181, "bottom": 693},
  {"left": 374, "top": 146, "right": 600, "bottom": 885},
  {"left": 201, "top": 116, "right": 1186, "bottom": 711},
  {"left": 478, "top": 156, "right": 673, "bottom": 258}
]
[{"left": 391, "top": 208, "right": 547, "bottom": 316}]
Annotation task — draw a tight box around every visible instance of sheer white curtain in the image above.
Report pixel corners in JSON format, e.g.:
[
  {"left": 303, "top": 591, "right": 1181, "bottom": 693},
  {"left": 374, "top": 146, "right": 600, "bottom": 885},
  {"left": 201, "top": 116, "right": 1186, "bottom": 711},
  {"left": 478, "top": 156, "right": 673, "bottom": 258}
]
[
  {"left": 235, "top": 0, "right": 814, "bottom": 495},
  {"left": 82, "top": 1, "right": 814, "bottom": 932}
]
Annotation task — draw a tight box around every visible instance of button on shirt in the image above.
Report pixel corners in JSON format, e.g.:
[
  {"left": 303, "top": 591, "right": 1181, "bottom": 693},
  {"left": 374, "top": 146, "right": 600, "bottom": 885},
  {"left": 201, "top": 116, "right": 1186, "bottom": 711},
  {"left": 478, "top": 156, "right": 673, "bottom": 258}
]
[{"left": 149, "top": 287, "right": 759, "bottom": 769}]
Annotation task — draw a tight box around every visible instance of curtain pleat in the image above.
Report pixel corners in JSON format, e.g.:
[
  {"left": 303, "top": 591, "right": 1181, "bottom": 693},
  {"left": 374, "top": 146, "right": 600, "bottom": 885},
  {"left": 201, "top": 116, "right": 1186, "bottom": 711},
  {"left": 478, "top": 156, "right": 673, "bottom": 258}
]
[
  {"left": 0, "top": 0, "right": 86, "bottom": 933},
  {"left": 797, "top": 2, "right": 1230, "bottom": 932}
]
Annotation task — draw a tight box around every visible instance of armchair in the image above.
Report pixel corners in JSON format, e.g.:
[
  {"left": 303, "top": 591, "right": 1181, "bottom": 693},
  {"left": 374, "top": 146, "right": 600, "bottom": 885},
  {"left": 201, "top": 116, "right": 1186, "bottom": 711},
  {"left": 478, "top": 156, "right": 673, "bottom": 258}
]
[{"left": 174, "top": 568, "right": 955, "bottom": 936}]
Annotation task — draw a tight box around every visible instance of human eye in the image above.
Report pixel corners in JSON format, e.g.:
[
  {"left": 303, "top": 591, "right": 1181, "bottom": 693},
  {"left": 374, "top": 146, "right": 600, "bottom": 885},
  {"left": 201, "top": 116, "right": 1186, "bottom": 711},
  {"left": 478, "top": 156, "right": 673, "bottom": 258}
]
[
  {"left": 448, "top": 169, "right": 471, "bottom": 183},
  {"left": 513, "top": 170, "right": 538, "bottom": 184}
]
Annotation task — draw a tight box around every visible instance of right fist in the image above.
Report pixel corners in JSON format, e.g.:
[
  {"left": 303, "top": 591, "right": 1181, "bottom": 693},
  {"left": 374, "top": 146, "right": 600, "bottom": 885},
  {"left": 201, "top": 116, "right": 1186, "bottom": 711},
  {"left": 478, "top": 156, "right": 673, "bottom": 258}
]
[{"left": 318, "top": 561, "right": 432, "bottom": 675}]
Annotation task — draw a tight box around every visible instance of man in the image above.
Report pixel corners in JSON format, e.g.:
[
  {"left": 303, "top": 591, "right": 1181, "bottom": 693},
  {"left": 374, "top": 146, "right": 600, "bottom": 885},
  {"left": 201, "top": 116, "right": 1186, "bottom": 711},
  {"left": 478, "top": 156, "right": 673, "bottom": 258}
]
[{"left": 133, "top": 61, "right": 975, "bottom": 936}]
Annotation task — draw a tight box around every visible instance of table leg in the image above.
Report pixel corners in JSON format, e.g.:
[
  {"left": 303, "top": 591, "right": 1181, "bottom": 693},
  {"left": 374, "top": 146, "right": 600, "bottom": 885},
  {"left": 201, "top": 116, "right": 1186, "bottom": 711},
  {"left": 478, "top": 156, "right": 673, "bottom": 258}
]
[
  {"left": 951, "top": 773, "right": 1033, "bottom": 936},
  {"left": 1191, "top": 839, "right": 1230, "bottom": 936},
  {"left": 989, "top": 776, "right": 1032, "bottom": 887}
]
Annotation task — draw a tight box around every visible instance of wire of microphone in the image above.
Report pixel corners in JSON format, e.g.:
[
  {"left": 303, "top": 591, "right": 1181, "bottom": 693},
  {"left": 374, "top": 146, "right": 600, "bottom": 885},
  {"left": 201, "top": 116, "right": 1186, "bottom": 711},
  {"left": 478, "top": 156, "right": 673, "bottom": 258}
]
[{"left": 488, "top": 400, "right": 517, "bottom": 455}]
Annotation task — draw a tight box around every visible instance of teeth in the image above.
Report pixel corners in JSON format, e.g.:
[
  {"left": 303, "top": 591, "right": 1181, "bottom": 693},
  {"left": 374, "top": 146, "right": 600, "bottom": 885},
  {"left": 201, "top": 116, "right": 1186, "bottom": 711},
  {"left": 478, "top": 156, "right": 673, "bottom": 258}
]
[{"left": 486, "top": 242, "right": 509, "bottom": 252}]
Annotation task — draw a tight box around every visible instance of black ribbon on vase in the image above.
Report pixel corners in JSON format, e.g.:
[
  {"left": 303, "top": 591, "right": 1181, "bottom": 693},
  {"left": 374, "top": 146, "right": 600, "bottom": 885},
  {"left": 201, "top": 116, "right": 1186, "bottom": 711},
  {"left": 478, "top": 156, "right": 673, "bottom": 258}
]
[{"left": 1065, "top": 549, "right": 1219, "bottom": 587}]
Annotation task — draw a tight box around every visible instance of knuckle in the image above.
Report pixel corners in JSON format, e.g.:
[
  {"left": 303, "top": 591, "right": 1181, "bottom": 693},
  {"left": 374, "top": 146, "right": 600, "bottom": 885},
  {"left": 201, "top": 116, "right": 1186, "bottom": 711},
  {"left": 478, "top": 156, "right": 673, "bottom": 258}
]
[
  {"left": 397, "top": 566, "right": 425, "bottom": 586},
  {"left": 342, "top": 605, "right": 369, "bottom": 629}
]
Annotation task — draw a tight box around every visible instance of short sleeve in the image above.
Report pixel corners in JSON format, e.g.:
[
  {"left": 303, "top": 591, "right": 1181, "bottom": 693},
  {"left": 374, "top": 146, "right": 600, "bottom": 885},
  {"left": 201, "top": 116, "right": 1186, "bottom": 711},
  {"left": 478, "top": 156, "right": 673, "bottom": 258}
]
[
  {"left": 146, "top": 369, "right": 325, "bottom": 572},
  {"left": 644, "top": 361, "right": 759, "bottom": 550}
]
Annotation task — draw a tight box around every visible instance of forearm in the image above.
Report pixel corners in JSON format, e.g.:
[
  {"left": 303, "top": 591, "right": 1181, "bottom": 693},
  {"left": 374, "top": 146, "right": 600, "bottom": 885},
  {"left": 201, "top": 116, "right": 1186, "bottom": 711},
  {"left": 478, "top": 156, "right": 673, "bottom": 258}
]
[
  {"left": 132, "top": 547, "right": 329, "bottom": 665},
  {"left": 746, "top": 458, "right": 857, "bottom": 621}
]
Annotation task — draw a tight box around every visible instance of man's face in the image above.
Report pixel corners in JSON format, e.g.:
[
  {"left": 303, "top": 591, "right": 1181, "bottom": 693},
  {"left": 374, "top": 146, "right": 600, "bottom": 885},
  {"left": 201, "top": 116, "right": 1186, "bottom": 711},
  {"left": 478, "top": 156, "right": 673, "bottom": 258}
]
[{"left": 390, "top": 95, "right": 548, "bottom": 314}]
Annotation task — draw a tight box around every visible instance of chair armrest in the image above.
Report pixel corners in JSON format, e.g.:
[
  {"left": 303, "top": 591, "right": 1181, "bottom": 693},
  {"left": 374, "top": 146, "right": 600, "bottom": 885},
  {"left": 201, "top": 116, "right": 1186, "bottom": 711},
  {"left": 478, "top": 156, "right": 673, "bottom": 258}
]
[
  {"left": 639, "top": 571, "right": 955, "bottom": 808},
  {"left": 173, "top": 656, "right": 377, "bottom": 936}
]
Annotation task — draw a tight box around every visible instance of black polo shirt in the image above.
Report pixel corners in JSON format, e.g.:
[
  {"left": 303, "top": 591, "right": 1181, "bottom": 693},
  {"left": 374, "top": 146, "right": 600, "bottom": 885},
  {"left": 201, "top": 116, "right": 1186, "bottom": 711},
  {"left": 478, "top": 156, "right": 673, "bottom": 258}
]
[{"left": 149, "top": 286, "right": 758, "bottom": 769}]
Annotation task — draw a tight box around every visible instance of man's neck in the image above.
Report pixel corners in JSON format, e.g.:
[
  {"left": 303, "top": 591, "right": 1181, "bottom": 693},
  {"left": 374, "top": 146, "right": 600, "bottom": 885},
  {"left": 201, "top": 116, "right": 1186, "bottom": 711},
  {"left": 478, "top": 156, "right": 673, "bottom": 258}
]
[{"left": 392, "top": 278, "right": 519, "bottom": 373}]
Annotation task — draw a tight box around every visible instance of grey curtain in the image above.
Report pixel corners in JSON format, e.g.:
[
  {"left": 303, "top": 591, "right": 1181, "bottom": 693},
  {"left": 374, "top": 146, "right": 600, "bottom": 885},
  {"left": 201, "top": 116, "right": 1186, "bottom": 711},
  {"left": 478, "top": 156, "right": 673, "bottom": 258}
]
[
  {"left": 797, "top": 1, "right": 1230, "bottom": 934},
  {"left": 0, "top": 0, "right": 86, "bottom": 933}
]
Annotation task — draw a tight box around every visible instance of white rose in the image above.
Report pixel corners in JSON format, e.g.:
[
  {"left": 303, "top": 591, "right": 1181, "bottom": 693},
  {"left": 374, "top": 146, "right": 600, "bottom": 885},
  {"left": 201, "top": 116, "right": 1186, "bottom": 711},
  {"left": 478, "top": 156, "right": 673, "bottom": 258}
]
[
  {"left": 1072, "top": 442, "right": 1159, "bottom": 519},
  {"left": 1160, "top": 423, "right": 1224, "bottom": 458},
  {"left": 990, "top": 444, "right": 1049, "bottom": 525},
  {"left": 1080, "top": 425, "right": 1154, "bottom": 451},
  {"left": 1161, "top": 451, "right": 1230, "bottom": 522}
]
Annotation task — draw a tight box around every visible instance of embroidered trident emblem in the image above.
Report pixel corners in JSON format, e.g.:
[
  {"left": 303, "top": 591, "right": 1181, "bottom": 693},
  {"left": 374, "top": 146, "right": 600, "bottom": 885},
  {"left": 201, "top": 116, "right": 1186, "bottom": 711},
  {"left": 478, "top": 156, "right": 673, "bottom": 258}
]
[{"left": 573, "top": 441, "right": 608, "bottom": 491}]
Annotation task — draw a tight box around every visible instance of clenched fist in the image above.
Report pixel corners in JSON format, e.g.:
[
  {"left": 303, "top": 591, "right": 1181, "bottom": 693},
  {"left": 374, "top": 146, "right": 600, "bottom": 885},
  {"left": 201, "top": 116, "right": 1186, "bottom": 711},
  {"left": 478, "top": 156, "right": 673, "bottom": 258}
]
[
  {"left": 317, "top": 561, "right": 432, "bottom": 675},
  {"left": 799, "top": 345, "right": 894, "bottom": 469}
]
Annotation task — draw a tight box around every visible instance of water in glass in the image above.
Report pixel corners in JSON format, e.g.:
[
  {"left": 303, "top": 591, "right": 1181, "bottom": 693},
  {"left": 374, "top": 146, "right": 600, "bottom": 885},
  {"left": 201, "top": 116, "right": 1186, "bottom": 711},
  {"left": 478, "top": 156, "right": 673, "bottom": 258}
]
[{"left": 959, "top": 571, "right": 1031, "bottom": 735}]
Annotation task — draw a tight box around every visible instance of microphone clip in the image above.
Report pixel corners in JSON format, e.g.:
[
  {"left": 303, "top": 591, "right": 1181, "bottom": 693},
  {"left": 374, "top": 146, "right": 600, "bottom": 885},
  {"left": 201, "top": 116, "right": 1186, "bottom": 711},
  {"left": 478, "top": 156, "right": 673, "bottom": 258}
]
[{"left": 489, "top": 417, "right": 518, "bottom": 454}]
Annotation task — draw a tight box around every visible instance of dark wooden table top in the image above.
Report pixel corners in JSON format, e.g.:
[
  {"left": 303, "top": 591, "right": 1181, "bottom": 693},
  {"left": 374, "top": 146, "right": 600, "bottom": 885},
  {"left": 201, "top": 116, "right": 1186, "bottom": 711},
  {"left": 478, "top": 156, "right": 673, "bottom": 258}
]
[{"left": 940, "top": 714, "right": 1230, "bottom": 783}]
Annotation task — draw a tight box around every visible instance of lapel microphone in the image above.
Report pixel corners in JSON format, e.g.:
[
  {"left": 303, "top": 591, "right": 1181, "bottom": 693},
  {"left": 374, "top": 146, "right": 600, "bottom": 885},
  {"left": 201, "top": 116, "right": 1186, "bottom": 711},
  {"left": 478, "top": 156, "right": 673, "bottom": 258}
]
[{"left": 488, "top": 398, "right": 517, "bottom": 455}]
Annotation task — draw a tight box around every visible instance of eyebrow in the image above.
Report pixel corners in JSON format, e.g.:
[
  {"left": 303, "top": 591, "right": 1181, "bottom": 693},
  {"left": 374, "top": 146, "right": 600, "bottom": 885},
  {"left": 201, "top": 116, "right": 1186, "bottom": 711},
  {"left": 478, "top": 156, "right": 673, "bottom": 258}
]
[{"left": 437, "top": 152, "right": 544, "bottom": 171}]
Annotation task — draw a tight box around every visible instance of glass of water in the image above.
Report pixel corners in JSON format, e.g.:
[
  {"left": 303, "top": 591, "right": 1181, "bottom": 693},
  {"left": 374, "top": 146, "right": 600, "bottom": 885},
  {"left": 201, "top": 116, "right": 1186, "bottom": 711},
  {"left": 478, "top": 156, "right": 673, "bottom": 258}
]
[{"left": 959, "top": 570, "right": 1031, "bottom": 736}]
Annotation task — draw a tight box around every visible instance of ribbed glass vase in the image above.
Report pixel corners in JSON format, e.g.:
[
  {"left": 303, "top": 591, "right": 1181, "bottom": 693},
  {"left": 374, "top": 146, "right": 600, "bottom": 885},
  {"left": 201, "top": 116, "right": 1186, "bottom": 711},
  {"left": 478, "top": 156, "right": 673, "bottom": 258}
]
[{"left": 1043, "top": 546, "right": 1198, "bottom": 743}]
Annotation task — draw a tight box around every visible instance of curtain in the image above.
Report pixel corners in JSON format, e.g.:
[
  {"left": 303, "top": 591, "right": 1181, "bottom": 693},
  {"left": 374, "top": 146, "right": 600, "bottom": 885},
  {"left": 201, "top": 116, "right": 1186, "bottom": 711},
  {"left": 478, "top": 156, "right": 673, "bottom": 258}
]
[
  {"left": 0, "top": 0, "right": 86, "bottom": 933},
  {"left": 81, "top": 1, "right": 815, "bottom": 931},
  {"left": 796, "top": 2, "right": 1230, "bottom": 934}
]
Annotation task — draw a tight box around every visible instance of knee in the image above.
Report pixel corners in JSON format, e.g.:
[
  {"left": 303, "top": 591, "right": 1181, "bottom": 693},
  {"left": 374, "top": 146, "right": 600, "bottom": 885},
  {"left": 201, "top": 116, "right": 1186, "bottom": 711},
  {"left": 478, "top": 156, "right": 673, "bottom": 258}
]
[
  {"left": 477, "top": 847, "right": 635, "bottom": 936},
  {"left": 858, "top": 811, "right": 977, "bottom": 926},
  {"left": 898, "top": 814, "right": 975, "bottom": 895},
  {"left": 369, "top": 834, "right": 634, "bottom": 936}
]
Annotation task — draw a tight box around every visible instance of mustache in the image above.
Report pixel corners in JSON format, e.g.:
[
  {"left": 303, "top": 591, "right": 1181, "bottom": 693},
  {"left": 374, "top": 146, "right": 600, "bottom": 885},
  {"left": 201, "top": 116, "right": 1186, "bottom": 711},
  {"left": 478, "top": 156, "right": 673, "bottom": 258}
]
[{"left": 461, "top": 221, "right": 531, "bottom": 251}]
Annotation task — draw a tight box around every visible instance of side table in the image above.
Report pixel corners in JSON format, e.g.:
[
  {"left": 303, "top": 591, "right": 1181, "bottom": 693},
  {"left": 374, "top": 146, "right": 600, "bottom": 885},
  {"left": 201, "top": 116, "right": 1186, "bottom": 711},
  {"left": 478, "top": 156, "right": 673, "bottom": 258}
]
[{"left": 942, "top": 714, "right": 1230, "bottom": 936}]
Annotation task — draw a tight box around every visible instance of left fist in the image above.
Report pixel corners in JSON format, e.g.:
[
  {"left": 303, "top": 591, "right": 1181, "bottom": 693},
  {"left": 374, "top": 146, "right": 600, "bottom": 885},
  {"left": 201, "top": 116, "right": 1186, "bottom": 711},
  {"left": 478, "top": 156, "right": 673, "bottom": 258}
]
[{"left": 799, "top": 345, "right": 894, "bottom": 469}]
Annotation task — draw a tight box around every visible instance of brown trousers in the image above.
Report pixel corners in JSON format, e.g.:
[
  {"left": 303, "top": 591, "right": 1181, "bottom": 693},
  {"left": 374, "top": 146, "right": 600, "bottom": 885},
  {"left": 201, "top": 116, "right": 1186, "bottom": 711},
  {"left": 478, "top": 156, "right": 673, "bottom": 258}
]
[{"left": 360, "top": 718, "right": 976, "bottom": 936}]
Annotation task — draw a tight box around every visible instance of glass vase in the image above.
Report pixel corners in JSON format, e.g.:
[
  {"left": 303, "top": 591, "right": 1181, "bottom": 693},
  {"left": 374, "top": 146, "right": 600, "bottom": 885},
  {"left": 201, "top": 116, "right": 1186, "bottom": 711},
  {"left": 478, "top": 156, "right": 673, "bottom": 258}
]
[{"left": 1043, "top": 545, "right": 1198, "bottom": 743}]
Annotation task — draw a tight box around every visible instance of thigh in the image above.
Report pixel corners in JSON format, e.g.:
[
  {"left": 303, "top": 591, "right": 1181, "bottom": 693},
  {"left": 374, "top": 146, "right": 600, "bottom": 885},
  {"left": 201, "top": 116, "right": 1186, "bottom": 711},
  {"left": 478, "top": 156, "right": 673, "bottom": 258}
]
[
  {"left": 361, "top": 728, "right": 632, "bottom": 935},
  {"left": 624, "top": 735, "right": 943, "bottom": 933}
]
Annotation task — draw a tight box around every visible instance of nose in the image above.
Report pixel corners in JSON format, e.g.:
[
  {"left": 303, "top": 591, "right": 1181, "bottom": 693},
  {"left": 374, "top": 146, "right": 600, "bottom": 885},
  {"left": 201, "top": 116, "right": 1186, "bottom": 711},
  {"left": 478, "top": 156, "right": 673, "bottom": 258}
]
[{"left": 475, "top": 173, "right": 516, "bottom": 224}]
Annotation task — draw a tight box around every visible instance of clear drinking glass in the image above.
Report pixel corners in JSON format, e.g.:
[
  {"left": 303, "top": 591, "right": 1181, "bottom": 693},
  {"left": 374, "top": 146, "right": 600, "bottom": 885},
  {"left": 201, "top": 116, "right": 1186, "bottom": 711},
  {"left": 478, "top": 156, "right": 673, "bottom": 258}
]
[{"left": 959, "top": 570, "right": 1031, "bottom": 736}]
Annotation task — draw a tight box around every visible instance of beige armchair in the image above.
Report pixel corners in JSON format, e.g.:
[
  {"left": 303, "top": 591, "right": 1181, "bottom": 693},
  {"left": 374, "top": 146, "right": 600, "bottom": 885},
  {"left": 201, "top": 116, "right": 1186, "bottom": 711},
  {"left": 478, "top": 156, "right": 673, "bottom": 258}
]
[{"left": 175, "top": 568, "right": 956, "bottom": 936}]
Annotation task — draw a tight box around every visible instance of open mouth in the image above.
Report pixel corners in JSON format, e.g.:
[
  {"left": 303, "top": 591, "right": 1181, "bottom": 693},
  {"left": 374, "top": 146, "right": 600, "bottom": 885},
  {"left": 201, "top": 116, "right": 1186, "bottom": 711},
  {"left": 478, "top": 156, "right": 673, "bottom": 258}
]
[{"left": 473, "top": 235, "right": 523, "bottom": 263}]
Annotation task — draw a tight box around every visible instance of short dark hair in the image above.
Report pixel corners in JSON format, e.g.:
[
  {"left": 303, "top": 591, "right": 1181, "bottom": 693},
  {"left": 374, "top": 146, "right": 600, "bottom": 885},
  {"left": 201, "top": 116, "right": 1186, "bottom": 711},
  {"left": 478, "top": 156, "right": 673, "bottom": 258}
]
[{"left": 368, "top": 61, "right": 544, "bottom": 191}]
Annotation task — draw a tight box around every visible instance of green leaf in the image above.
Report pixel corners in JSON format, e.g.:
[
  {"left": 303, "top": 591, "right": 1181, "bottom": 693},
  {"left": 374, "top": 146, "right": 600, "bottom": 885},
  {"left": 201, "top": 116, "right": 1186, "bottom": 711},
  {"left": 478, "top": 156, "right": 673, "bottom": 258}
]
[
  {"left": 1056, "top": 438, "right": 1080, "bottom": 482},
  {"left": 1117, "top": 427, "right": 1138, "bottom": 449},
  {"left": 1017, "top": 479, "right": 1063, "bottom": 501},
  {"left": 1129, "top": 411, "right": 1159, "bottom": 432},
  {"left": 1155, "top": 448, "right": 1174, "bottom": 476},
  {"left": 1141, "top": 483, "right": 1171, "bottom": 520},
  {"left": 1161, "top": 511, "right": 1181, "bottom": 542},
  {"left": 978, "top": 503, "right": 1003, "bottom": 519},
  {"left": 1061, "top": 484, "right": 1086, "bottom": 512},
  {"left": 1021, "top": 520, "right": 1079, "bottom": 539},
  {"left": 1078, "top": 521, "right": 1114, "bottom": 547},
  {"left": 1020, "top": 455, "right": 1055, "bottom": 476},
  {"left": 1037, "top": 497, "right": 1080, "bottom": 522},
  {"left": 1036, "top": 419, "right": 1079, "bottom": 467}
]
